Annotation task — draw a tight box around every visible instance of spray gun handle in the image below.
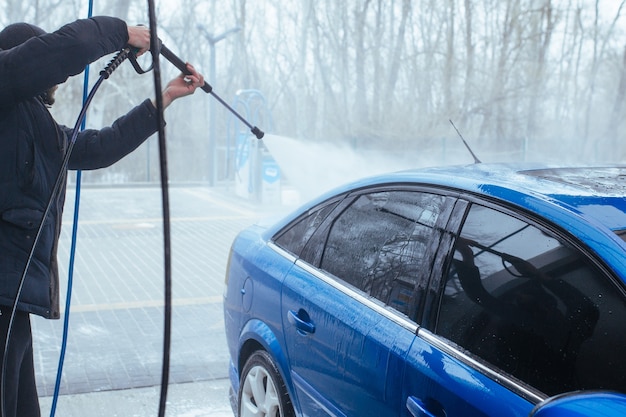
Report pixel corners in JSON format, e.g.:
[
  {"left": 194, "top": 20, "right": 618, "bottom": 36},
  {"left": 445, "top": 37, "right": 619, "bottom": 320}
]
[{"left": 158, "top": 41, "right": 213, "bottom": 94}]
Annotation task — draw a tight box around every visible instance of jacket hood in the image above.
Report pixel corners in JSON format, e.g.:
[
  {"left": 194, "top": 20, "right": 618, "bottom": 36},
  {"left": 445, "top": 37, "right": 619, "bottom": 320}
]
[{"left": 0, "top": 22, "right": 46, "bottom": 50}]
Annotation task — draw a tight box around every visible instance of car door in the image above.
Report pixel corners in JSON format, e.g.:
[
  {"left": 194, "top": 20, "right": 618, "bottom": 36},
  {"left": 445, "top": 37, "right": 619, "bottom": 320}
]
[
  {"left": 277, "top": 189, "right": 454, "bottom": 416},
  {"left": 281, "top": 262, "right": 413, "bottom": 416},
  {"left": 402, "top": 200, "right": 626, "bottom": 417}
]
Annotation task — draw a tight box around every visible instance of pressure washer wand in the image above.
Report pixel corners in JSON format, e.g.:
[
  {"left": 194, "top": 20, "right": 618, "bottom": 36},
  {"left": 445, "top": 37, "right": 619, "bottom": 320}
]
[{"left": 158, "top": 42, "right": 264, "bottom": 139}]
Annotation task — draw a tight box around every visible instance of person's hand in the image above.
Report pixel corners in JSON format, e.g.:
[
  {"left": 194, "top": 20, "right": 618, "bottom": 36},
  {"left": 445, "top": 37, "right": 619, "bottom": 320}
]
[
  {"left": 127, "top": 25, "right": 150, "bottom": 56},
  {"left": 159, "top": 63, "right": 205, "bottom": 109}
]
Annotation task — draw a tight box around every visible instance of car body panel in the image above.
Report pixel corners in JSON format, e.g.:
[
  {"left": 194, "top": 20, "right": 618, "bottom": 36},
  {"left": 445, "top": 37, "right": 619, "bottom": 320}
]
[
  {"left": 223, "top": 226, "right": 298, "bottom": 409},
  {"left": 403, "top": 329, "right": 535, "bottom": 417}
]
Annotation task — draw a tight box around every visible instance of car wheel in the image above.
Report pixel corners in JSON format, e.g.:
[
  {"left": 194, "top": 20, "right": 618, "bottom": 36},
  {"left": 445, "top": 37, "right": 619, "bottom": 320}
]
[{"left": 238, "top": 350, "right": 295, "bottom": 417}]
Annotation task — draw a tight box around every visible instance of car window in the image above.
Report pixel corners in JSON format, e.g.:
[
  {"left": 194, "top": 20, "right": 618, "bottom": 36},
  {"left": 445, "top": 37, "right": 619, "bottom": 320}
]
[
  {"left": 318, "top": 191, "right": 449, "bottom": 318},
  {"left": 274, "top": 201, "right": 339, "bottom": 256},
  {"left": 436, "top": 203, "right": 626, "bottom": 397}
]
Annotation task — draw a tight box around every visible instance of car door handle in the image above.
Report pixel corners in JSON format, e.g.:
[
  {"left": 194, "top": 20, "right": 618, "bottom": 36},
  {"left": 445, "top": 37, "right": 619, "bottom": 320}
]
[
  {"left": 406, "top": 396, "right": 440, "bottom": 417},
  {"left": 288, "top": 309, "right": 315, "bottom": 335}
]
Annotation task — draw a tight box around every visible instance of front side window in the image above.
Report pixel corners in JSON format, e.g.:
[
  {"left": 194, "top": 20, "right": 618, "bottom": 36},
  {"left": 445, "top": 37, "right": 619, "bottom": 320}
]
[
  {"left": 319, "top": 190, "right": 449, "bottom": 317},
  {"left": 436, "top": 203, "right": 626, "bottom": 396}
]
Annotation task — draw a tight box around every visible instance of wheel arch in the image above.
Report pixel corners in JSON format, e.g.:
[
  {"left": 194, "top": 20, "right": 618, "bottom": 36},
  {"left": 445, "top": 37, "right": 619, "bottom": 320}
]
[{"left": 237, "top": 318, "right": 299, "bottom": 410}]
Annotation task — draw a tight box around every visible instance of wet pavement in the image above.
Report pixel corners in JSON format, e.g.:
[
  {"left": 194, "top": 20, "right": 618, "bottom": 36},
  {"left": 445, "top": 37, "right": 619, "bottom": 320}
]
[
  {"left": 39, "top": 379, "right": 233, "bottom": 417},
  {"left": 30, "top": 183, "right": 295, "bottom": 416}
]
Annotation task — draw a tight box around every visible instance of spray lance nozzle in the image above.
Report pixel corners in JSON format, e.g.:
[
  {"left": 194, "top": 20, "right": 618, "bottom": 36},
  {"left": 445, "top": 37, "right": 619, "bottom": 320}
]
[{"left": 126, "top": 38, "right": 264, "bottom": 140}]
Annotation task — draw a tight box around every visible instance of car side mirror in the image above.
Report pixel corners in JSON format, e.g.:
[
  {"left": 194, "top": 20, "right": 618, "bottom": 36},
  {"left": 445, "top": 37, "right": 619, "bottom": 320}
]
[{"left": 530, "top": 392, "right": 626, "bottom": 417}]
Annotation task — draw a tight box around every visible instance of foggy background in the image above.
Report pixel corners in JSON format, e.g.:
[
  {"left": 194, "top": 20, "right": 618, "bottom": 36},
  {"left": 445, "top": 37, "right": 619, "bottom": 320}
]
[{"left": 2, "top": 0, "right": 626, "bottom": 197}]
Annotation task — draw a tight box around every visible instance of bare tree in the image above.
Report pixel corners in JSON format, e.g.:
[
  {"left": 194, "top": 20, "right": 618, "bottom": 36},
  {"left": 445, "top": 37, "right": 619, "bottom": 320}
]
[
  {"left": 525, "top": 0, "right": 556, "bottom": 143},
  {"left": 608, "top": 44, "right": 626, "bottom": 146}
]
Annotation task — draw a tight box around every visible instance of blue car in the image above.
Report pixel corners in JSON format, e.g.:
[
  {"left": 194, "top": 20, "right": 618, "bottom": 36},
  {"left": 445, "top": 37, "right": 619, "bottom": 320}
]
[{"left": 223, "top": 164, "right": 626, "bottom": 417}]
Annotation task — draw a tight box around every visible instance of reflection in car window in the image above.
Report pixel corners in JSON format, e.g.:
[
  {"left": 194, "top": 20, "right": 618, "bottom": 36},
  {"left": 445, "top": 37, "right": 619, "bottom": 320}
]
[
  {"left": 436, "top": 204, "right": 626, "bottom": 397},
  {"left": 319, "top": 191, "right": 447, "bottom": 318},
  {"left": 274, "top": 201, "right": 339, "bottom": 257}
]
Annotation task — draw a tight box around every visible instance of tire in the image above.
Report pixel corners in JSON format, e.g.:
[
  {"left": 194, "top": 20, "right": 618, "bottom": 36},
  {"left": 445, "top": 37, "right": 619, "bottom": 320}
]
[{"left": 238, "top": 350, "right": 295, "bottom": 417}]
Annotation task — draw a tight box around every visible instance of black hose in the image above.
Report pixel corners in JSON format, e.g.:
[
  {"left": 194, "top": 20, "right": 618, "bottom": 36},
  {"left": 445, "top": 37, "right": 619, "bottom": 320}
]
[{"left": 144, "top": 2, "right": 173, "bottom": 416}]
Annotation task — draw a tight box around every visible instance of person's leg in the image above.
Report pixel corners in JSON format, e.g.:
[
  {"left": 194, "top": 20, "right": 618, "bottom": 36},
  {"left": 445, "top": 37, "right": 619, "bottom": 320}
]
[
  {"left": 0, "top": 308, "right": 41, "bottom": 417},
  {"left": 16, "top": 313, "right": 40, "bottom": 417}
]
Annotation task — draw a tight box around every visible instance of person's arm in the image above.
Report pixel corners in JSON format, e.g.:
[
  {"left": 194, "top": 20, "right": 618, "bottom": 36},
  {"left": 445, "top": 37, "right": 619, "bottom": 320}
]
[
  {"left": 0, "top": 17, "right": 134, "bottom": 106},
  {"left": 67, "top": 99, "right": 159, "bottom": 170},
  {"left": 153, "top": 63, "right": 205, "bottom": 109},
  {"left": 68, "top": 63, "right": 205, "bottom": 170}
]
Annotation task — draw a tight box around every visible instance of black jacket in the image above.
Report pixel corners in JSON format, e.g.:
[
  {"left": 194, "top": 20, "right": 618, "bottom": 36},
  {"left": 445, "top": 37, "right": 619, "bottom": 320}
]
[{"left": 0, "top": 17, "right": 160, "bottom": 318}]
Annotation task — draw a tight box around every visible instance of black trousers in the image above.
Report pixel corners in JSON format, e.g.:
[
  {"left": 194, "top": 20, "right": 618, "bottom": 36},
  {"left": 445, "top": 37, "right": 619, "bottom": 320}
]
[{"left": 0, "top": 307, "right": 40, "bottom": 417}]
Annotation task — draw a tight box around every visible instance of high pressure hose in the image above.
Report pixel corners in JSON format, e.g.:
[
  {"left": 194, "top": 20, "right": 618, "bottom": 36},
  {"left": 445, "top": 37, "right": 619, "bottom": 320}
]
[{"left": 144, "top": 1, "right": 174, "bottom": 416}]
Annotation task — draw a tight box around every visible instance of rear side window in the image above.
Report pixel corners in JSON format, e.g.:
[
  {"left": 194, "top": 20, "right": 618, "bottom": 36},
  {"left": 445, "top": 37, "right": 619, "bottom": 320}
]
[
  {"left": 274, "top": 201, "right": 339, "bottom": 256},
  {"left": 319, "top": 191, "right": 449, "bottom": 317},
  {"left": 436, "top": 204, "right": 626, "bottom": 396}
]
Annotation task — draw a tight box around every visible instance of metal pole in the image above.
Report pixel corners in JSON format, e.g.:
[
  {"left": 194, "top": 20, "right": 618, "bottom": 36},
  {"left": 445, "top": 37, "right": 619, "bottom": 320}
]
[
  {"left": 209, "top": 42, "right": 216, "bottom": 185},
  {"left": 197, "top": 25, "right": 241, "bottom": 186}
]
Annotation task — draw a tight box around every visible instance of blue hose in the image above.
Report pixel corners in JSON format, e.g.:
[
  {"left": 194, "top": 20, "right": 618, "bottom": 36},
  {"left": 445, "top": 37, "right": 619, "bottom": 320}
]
[{"left": 49, "top": 2, "right": 93, "bottom": 416}]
